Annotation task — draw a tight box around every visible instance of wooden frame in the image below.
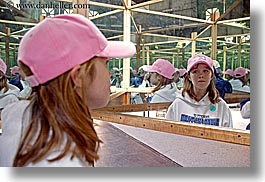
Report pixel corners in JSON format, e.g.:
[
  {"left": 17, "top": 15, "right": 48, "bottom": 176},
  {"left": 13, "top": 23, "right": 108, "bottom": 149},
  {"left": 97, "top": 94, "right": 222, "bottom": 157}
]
[{"left": 92, "top": 102, "right": 250, "bottom": 146}]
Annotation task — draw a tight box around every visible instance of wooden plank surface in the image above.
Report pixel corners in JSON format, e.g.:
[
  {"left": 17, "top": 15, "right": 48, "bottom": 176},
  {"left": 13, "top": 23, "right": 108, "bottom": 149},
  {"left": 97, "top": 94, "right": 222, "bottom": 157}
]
[{"left": 91, "top": 110, "right": 250, "bottom": 146}]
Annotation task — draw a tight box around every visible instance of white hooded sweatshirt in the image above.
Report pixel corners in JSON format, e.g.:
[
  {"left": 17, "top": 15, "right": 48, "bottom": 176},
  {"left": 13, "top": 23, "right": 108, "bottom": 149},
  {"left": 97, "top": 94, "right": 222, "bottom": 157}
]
[
  {"left": 165, "top": 92, "right": 233, "bottom": 127},
  {"left": 150, "top": 83, "right": 180, "bottom": 103}
]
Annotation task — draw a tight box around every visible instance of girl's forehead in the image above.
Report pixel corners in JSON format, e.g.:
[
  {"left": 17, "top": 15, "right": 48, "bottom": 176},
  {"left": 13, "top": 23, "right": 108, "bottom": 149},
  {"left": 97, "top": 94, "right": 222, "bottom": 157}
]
[{"left": 191, "top": 63, "right": 211, "bottom": 70}]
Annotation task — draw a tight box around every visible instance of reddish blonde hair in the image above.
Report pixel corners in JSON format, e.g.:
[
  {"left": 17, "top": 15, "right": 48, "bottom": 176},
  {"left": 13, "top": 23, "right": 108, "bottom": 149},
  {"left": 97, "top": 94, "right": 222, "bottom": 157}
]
[
  {"left": 182, "top": 66, "right": 220, "bottom": 104},
  {"left": 13, "top": 59, "right": 101, "bottom": 167}
]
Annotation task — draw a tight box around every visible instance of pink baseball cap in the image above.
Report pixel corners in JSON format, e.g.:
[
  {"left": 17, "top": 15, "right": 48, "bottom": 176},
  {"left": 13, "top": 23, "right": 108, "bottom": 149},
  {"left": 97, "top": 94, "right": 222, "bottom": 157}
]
[
  {"left": 178, "top": 68, "right": 187, "bottom": 77},
  {"left": 0, "top": 58, "right": 7, "bottom": 74},
  {"left": 143, "top": 59, "right": 175, "bottom": 79},
  {"left": 18, "top": 14, "right": 136, "bottom": 87},
  {"left": 234, "top": 67, "right": 247, "bottom": 78},
  {"left": 224, "top": 69, "right": 234, "bottom": 77},
  {"left": 187, "top": 53, "right": 214, "bottom": 72},
  {"left": 10, "top": 66, "right": 20, "bottom": 75}
]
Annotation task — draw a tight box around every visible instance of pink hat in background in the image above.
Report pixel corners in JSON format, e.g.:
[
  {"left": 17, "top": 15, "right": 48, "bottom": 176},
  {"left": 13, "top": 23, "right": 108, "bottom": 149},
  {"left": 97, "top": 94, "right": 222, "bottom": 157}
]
[
  {"left": 10, "top": 66, "right": 20, "bottom": 75},
  {"left": 187, "top": 53, "right": 214, "bottom": 72},
  {"left": 0, "top": 58, "right": 7, "bottom": 74},
  {"left": 224, "top": 69, "right": 234, "bottom": 77},
  {"left": 178, "top": 68, "right": 187, "bottom": 77},
  {"left": 234, "top": 67, "right": 247, "bottom": 78},
  {"left": 18, "top": 14, "right": 136, "bottom": 87},
  {"left": 143, "top": 59, "right": 175, "bottom": 79}
]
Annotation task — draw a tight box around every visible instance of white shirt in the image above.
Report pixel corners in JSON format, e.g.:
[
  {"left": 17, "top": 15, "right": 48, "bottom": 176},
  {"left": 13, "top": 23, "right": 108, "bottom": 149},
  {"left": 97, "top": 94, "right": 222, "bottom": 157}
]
[
  {"left": 0, "top": 84, "right": 20, "bottom": 109},
  {"left": 241, "top": 101, "right": 250, "bottom": 119},
  {"left": 230, "top": 79, "right": 250, "bottom": 93},
  {"left": 0, "top": 100, "right": 91, "bottom": 167},
  {"left": 151, "top": 83, "right": 179, "bottom": 103},
  {"left": 165, "top": 92, "right": 233, "bottom": 127}
]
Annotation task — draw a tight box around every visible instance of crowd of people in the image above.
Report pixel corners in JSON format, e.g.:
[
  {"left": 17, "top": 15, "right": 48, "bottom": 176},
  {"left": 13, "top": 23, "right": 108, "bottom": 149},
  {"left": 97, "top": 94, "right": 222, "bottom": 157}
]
[{"left": 0, "top": 14, "right": 250, "bottom": 167}]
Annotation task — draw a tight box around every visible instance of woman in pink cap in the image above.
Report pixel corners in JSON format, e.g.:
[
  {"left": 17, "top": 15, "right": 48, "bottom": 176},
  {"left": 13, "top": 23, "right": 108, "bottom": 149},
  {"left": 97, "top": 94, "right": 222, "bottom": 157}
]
[
  {"left": 0, "top": 14, "right": 136, "bottom": 167},
  {"left": 229, "top": 67, "right": 250, "bottom": 93},
  {"left": 0, "top": 58, "right": 20, "bottom": 110},
  {"left": 143, "top": 58, "right": 178, "bottom": 103},
  {"left": 224, "top": 69, "right": 234, "bottom": 81},
  {"left": 166, "top": 53, "right": 233, "bottom": 127}
]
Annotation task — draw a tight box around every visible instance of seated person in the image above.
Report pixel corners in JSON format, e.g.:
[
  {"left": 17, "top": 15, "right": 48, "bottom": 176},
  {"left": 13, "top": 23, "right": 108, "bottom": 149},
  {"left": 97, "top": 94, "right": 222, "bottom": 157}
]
[
  {"left": 166, "top": 54, "right": 233, "bottom": 127},
  {"left": 8, "top": 66, "right": 24, "bottom": 91},
  {"left": 0, "top": 59, "right": 20, "bottom": 109},
  {"left": 143, "top": 59, "right": 178, "bottom": 103},
  {"left": 224, "top": 69, "right": 234, "bottom": 81},
  {"left": 229, "top": 67, "right": 250, "bottom": 93},
  {"left": 214, "top": 66, "right": 232, "bottom": 99},
  {"left": 240, "top": 98, "right": 250, "bottom": 130}
]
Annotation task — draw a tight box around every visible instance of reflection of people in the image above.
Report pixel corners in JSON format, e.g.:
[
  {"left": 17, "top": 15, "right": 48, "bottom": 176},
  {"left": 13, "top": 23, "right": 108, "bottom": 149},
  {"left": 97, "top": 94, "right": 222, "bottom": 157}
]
[
  {"left": 143, "top": 59, "right": 178, "bottom": 103},
  {"left": 0, "top": 58, "right": 19, "bottom": 110},
  {"left": 230, "top": 67, "right": 250, "bottom": 93},
  {"left": 9, "top": 66, "right": 24, "bottom": 91},
  {"left": 0, "top": 14, "right": 136, "bottom": 167},
  {"left": 224, "top": 69, "right": 234, "bottom": 81},
  {"left": 214, "top": 66, "right": 232, "bottom": 99},
  {"left": 166, "top": 54, "right": 233, "bottom": 127},
  {"left": 240, "top": 98, "right": 250, "bottom": 130}
]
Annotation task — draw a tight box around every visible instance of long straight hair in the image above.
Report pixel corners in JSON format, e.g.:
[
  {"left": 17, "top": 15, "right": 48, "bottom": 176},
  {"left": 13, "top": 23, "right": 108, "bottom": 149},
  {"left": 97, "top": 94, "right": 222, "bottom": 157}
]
[
  {"left": 0, "top": 71, "right": 9, "bottom": 93},
  {"left": 182, "top": 70, "right": 220, "bottom": 104},
  {"left": 13, "top": 60, "right": 101, "bottom": 167},
  {"left": 152, "top": 73, "right": 174, "bottom": 93}
]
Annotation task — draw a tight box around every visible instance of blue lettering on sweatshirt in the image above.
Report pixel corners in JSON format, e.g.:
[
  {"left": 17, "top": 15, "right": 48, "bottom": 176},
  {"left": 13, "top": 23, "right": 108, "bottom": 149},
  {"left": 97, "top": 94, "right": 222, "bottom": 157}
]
[{"left": 180, "top": 114, "right": 220, "bottom": 126}]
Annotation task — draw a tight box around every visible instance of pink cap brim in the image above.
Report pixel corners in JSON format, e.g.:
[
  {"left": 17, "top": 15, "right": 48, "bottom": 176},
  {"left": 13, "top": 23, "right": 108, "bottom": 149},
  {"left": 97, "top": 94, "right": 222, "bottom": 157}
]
[
  {"left": 97, "top": 41, "right": 136, "bottom": 58},
  {"left": 188, "top": 61, "right": 214, "bottom": 72},
  {"left": 143, "top": 65, "right": 156, "bottom": 73}
]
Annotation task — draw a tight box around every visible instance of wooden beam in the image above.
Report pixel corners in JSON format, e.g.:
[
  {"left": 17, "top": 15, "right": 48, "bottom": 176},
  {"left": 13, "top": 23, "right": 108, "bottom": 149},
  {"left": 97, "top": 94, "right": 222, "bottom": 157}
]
[
  {"left": 132, "top": 8, "right": 213, "bottom": 24},
  {"left": 110, "top": 91, "right": 126, "bottom": 100},
  {"left": 96, "top": 102, "right": 171, "bottom": 112},
  {"left": 215, "top": 0, "right": 243, "bottom": 23},
  {"left": 91, "top": 110, "right": 250, "bottom": 146},
  {"left": 130, "top": 0, "right": 163, "bottom": 9},
  {"left": 89, "top": 1, "right": 125, "bottom": 10}
]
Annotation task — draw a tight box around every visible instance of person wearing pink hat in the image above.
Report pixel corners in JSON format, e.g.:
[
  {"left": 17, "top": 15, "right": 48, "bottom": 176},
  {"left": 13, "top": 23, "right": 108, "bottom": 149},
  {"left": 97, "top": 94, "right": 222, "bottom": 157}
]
[
  {"left": 173, "top": 68, "right": 186, "bottom": 88},
  {"left": 8, "top": 66, "right": 24, "bottom": 91},
  {"left": 0, "top": 14, "right": 136, "bottom": 167},
  {"left": 143, "top": 58, "right": 178, "bottom": 103},
  {"left": 166, "top": 53, "right": 233, "bottom": 128},
  {"left": 224, "top": 69, "right": 234, "bottom": 81},
  {"left": 0, "top": 58, "right": 20, "bottom": 111},
  {"left": 229, "top": 67, "right": 250, "bottom": 93}
]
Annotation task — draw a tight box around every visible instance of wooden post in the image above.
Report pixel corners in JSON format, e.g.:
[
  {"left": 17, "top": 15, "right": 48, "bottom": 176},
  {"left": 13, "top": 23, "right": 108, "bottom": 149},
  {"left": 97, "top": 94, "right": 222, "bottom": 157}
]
[
  {"left": 191, "top": 32, "right": 197, "bottom": 56},
  {"left": 141, "top": 39, "right": 145, "bottom": 66},
  {"left": 72, "top": 0, "right": 89, "bottom": 18},
  {"left": 146, "top": 46, "right": 150, "bottom": 65},
  {"left": 210, "top": 10, "right": 220, "bottom": 60},
  {"left": 5, "top": 27, "right": 10, "bottom": 75},
  {"left": 223, "top": 45, "right": 227, "bottom": 75},
  {"left": 237, "top": 37, "right": 242, "bottom": 67},
  {"left": 181, "top": 43, "right": 185, "bottom": 68},
  {"left": 136, "top": 25, "right": 141, "bottom": 71},
  {"left": 231, "top": 52, "right": 234, "bottom": 70},
  {"left": 122, "top": 0, "right": 132, "bottom": 105}
]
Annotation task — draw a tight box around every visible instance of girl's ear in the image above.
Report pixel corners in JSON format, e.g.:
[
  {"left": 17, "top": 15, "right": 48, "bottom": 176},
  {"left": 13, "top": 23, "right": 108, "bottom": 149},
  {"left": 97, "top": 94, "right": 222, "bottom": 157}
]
[{"left": 70, "top": 65, "right": 82, "bottom": 88}]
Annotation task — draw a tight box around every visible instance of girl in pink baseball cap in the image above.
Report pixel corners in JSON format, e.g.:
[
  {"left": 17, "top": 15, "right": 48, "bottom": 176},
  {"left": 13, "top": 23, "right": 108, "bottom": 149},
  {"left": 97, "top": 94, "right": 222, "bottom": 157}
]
[
  {"left": 143, "top": 58, "right": 179, "bottom": 103},
  {"left": 229, "top": 67, "right": 250, "bottom": 93},
  {"left": 0, "top": 14, "right": 136, "bottom": 167},
  {"left": 166, "top": 54, "right": 233, "bottom": 128}
]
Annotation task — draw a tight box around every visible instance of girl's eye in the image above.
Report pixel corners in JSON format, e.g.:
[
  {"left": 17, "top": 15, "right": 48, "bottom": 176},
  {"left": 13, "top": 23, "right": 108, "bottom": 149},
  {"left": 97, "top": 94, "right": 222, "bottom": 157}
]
[
  {"left": 106, "top": 60, "right": 110, "bottom": 65},
  {"left": 192, "top": 70, "right": 198, "bottom": 74}
]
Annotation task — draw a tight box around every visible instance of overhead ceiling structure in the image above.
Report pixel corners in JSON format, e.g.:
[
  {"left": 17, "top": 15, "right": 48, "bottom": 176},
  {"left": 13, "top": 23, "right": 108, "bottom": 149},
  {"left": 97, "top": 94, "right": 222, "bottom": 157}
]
[{"left": 0, "top": 0, "right": 250, "bottom": 74}]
